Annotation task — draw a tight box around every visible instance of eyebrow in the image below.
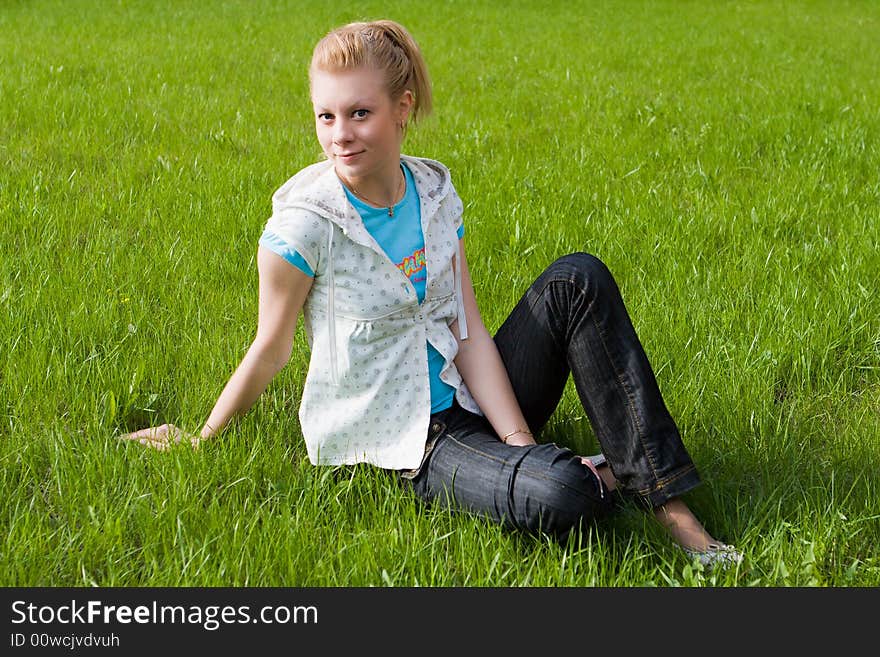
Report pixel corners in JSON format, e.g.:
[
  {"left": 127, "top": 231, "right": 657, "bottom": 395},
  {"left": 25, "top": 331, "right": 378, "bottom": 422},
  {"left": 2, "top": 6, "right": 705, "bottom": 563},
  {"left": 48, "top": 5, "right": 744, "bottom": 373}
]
[{"left": 313, "top": 99, "right": 377, "bottom": 112}]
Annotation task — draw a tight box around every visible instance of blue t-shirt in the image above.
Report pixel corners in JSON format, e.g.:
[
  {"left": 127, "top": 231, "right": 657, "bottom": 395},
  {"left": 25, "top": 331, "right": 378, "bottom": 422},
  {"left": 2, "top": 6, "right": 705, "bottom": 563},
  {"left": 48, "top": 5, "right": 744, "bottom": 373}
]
[{"left": 259, "top": 163, "right": 465, "bottom": 413}]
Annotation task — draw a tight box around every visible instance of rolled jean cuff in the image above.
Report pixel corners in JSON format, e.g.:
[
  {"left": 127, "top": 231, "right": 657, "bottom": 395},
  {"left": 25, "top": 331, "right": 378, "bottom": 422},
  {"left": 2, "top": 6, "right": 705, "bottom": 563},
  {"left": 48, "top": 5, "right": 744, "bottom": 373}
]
[{"left": 630, "top": 463, "right": 702, "bottom": 509}]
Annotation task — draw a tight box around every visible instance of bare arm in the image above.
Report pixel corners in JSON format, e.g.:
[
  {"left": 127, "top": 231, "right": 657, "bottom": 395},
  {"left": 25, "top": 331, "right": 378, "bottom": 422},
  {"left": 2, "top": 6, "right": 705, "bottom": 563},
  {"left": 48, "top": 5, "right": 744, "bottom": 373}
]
[
  {"left": 450, "top": 238, "right": 536, "bottom": 447},
  {"left": 199, "top": 246, "right": 312, "bottom": 439},
  {"left": 122, "top": 246, "right": 312, "bottom": 449}
]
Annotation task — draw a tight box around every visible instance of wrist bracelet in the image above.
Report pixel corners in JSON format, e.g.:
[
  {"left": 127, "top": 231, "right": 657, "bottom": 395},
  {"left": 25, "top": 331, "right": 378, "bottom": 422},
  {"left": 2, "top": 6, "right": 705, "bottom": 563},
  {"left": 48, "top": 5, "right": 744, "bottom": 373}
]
[{"left": 500, "top": 428, "right": 532, "bottom": 443}]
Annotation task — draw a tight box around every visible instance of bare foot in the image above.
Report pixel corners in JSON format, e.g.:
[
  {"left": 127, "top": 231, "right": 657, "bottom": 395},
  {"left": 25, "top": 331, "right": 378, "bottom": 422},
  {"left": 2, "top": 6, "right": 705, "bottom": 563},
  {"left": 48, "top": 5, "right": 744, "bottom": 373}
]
[{"left": 653, "top": 497, "right": 717, "bottom": 551}]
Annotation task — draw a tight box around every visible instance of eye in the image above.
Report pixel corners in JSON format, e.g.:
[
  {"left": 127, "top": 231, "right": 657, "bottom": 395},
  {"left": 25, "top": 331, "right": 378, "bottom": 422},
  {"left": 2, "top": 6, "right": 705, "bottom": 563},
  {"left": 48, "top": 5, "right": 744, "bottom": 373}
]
[
  {"left": 317, "top": 112, "right": 333, "bottom": 122},
  {"left": 353, "top": 109, "right": 370, "bottom": 119}
]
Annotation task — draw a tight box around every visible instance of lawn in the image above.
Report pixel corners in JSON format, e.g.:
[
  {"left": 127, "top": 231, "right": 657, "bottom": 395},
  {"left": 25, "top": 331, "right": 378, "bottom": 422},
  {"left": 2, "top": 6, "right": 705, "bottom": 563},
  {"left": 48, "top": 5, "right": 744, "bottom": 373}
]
[{"left": 1, "top": 0, "right": 878, "bottom": 586}]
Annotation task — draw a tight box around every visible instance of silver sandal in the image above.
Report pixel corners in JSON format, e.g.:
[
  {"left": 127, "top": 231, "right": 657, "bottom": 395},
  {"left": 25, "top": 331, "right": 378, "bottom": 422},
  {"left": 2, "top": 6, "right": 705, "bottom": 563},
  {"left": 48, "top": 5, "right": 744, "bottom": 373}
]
[{"left": 681, "top": 542, "right": 744, "bottom": 569}]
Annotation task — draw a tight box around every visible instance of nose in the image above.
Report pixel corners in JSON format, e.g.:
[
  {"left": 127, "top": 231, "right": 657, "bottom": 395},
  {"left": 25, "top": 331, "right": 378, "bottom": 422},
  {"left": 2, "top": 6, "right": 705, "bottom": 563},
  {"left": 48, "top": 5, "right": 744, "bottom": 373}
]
[{"left": 332, "top": 118, "right": 353, "bottom": 144}]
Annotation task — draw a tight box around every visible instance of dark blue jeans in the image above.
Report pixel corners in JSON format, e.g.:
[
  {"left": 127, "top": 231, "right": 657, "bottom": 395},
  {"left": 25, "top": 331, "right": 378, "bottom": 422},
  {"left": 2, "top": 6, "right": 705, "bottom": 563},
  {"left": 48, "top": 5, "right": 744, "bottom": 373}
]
[{"left": 401, "top": 252, "right": 701, "bottom": 540}]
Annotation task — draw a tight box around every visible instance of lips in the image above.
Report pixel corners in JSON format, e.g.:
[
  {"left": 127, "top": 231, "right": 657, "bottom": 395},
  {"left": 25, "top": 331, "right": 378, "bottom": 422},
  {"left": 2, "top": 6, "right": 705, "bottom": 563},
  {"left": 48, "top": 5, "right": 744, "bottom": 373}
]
[{"left": 337, "top": 151, "right": 364, "bottom": 162}]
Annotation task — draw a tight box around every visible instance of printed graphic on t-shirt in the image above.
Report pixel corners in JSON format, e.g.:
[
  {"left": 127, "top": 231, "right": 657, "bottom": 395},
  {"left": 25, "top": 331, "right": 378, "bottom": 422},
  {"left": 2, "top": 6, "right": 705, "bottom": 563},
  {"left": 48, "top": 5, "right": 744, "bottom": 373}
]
[{"left": 397, "top": 247, "right": 426, "bottom": 285}]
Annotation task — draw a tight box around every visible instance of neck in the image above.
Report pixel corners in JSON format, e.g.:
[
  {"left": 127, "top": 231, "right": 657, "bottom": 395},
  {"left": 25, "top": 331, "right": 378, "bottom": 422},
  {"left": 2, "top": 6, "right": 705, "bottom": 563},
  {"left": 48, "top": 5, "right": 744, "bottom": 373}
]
[{"left": 338, "top": 160, "right": 404, "bottom": 208}]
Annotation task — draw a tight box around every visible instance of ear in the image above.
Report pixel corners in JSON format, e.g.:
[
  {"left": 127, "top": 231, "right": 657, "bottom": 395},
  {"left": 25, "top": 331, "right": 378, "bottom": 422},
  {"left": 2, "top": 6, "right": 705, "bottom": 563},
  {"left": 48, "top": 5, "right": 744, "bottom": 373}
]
[{"left": 396, "top": 89, "right": 415, "bottom": 124}]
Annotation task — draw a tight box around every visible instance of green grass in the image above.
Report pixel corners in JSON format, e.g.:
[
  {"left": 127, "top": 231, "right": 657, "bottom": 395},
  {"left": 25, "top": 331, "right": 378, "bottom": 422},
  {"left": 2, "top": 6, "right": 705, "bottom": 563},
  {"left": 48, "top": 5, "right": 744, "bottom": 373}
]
[{"left": 2, "top": 0, "right": 878, "bottom": 586}]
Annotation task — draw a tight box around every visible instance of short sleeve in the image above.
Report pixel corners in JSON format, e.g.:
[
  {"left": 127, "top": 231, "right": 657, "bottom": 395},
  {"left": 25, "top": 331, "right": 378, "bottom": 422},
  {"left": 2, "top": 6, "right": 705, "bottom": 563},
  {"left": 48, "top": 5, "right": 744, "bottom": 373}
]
[
  {"left": 261, "top": 208, "right": 328, "bottom": 276},
  {"left": 259, "top": 230, "right": 314, "bottom": 277}
]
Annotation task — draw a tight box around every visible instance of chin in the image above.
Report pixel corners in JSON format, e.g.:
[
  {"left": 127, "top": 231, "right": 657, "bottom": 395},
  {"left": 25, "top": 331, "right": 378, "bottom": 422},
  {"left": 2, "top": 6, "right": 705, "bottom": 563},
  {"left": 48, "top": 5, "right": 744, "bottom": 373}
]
[{"left": 334, "top": 159, "right": 373, "bottom": 180}]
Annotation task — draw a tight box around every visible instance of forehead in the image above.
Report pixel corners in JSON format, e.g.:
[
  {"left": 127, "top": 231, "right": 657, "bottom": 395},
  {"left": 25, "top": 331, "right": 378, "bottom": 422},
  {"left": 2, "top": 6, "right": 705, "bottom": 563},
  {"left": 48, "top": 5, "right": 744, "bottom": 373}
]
[{"left": 310, "top": 66, "right": 388, "bottom": 108}]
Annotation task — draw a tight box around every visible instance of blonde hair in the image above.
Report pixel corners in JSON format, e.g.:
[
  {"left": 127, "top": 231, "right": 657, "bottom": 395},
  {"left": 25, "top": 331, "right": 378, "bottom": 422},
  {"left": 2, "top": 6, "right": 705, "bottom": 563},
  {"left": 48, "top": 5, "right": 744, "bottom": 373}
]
[{"left": 310, "top": 20, "right": 433, "bottom": 125}]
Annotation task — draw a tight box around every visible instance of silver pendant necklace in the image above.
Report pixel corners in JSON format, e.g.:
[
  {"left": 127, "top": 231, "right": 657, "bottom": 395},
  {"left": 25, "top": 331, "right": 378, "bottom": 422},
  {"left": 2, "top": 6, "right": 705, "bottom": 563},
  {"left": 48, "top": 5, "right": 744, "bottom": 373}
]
[{"left": 344, "top": 169, "right": 405, "bottom": 217}]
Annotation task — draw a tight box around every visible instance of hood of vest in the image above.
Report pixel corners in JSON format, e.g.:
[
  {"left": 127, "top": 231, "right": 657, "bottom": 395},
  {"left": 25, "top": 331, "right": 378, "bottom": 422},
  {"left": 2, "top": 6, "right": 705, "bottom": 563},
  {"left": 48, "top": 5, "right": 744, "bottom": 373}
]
[{"left": 271, "top": 155, "right": 452, "bottom": 230}]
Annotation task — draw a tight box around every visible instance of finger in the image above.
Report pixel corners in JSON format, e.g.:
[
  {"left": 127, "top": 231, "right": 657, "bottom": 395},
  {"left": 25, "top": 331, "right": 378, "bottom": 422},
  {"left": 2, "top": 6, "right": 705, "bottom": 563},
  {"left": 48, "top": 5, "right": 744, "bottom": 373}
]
[
  {"left": 119, "top": 430, "right": 171, "bottom": 447},
  {"left": 120, "top": 431, "right": 150, "bottom": 441},
  {"left": 119, "top": 424, "right": 170, "bottom": 441},
  {"left": 137, "top": 436, "right": 171, "bottom": 451}
]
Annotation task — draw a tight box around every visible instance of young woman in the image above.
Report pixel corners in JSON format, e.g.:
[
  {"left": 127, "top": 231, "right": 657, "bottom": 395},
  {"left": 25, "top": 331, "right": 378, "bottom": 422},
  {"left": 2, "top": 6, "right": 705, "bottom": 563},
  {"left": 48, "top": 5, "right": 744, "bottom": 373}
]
[{"left": 124, "top": 20, "right": 742, "bottom": 569}]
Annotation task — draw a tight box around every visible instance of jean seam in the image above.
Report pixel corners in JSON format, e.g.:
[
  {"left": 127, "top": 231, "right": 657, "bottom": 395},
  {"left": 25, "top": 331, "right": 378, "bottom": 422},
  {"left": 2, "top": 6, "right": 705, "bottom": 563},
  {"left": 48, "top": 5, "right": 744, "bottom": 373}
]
[
  {"left": 444, "top": 433, "right": 510, "bottom": 466},
  {"left": 586, "top": 289, "right": 667, "bottom": 489}
]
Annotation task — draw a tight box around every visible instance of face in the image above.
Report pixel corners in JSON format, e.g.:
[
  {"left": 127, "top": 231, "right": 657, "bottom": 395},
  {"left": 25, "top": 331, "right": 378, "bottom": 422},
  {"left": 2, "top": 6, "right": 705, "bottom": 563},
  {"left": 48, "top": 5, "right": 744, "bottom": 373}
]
[{"left": 311, "top": 66, "right": 412, "bottom": 184}]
